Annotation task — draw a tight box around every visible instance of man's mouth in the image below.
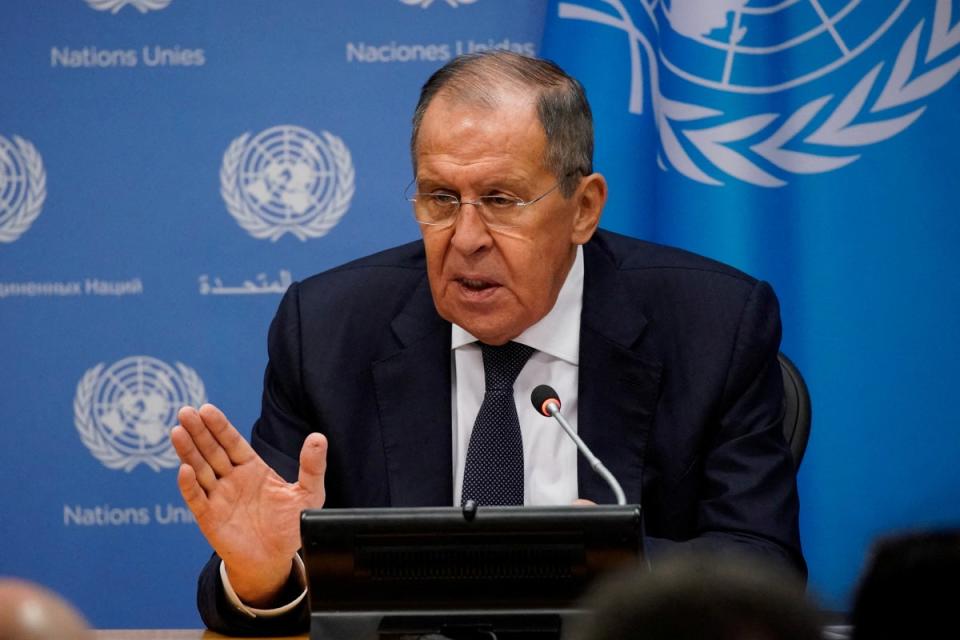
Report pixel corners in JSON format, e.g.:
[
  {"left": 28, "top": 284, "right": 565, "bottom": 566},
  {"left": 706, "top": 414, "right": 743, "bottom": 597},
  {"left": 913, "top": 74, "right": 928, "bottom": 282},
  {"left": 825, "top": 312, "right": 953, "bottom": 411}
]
[{"left": 456, "top": 277, "right": 500, "bottom": 293}]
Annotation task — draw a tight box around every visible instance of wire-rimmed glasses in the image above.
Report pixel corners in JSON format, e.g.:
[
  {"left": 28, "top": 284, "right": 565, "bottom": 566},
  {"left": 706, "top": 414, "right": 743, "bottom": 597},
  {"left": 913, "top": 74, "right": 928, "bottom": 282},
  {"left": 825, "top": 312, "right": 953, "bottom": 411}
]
[{"left": 405, "top": 179, "right": 568, "bottom": 229}]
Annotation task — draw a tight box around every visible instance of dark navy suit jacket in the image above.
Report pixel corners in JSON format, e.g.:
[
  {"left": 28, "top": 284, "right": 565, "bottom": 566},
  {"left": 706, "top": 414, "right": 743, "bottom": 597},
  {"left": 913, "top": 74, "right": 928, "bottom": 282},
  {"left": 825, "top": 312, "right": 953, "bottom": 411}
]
[{"left": 197, "top": 230, "right": 804, "bottom": 635}]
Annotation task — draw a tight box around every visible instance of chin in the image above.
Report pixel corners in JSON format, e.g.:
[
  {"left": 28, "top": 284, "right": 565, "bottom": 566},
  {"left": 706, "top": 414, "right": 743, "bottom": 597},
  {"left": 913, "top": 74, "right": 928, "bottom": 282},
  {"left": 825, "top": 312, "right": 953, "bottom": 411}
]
[
  {"left": 438, "top": 301, "right": 526, "bottom": 345},
  {"left": 461, "top": 321, "right": 521, "bottom": 346}
]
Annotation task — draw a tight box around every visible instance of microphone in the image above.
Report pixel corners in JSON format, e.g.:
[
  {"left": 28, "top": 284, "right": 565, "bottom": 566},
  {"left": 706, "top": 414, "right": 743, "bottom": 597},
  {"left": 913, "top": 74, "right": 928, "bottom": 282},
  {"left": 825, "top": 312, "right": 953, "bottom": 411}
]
[{"left": 530, "top": 384, "right": 627, "bottom": 506}]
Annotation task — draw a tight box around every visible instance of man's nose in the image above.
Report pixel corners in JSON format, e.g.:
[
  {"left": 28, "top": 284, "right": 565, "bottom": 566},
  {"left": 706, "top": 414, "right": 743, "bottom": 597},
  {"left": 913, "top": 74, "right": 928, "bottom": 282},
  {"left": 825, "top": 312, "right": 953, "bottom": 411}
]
[{"left": 449, "top": 203, "right": 493, "bottom": 254}]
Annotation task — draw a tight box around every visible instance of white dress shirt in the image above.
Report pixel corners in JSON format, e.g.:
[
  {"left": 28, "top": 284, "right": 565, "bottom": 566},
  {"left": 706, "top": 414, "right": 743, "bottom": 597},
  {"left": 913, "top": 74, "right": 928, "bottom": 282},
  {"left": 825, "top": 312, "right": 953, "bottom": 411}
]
[{"left": 451, "top": 245, "right": 583, "bottom": 506}]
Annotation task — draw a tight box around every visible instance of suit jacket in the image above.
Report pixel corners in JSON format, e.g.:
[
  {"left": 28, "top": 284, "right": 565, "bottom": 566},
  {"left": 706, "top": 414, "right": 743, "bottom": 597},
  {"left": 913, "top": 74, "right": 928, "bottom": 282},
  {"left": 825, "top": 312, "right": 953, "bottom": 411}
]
[{"left": 197, "top": 230, "right": 804, "bottom": 635}]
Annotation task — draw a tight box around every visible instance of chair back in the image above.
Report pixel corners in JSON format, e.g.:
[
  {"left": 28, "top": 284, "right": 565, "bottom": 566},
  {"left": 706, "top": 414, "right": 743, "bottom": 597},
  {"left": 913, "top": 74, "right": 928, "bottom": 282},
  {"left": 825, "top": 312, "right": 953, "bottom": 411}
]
[{"left": 778, "top": 352, "right": 811, "bottom": 468}]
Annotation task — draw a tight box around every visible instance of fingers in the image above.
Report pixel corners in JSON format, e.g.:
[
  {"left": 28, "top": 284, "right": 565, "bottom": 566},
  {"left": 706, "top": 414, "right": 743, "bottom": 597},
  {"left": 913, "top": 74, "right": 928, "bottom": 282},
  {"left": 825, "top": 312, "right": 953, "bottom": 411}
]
[
  {"left": 196, "top": 403, "right": 257, "bottom": 466},
  {"left": 176, "top": 403, "right": 256, "bottom": 476},
  {"left": 572, "top": 498, "right": 597, "bottom": 506},
  {"left": 297, "top": 433, "right": 328, "bottom": 506},
  {"left": 170, "top": 423, "right": 218, "bottom": 493},
  {"left": 176, "top": 406, "right": 235, "bottom": 478},
  {"left": 172, "top": 404, "right": 258, "bottom": 494},
  {"left": 176, "top": 463, "right": 209, "bottom": 520}
]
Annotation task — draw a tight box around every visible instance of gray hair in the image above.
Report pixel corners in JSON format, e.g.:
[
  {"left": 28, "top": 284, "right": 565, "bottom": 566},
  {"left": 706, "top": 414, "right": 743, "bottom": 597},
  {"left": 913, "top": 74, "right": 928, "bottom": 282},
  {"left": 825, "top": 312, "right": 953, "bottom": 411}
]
[{"left": 410, "top": 51, "right": 594, "bottom": 197}]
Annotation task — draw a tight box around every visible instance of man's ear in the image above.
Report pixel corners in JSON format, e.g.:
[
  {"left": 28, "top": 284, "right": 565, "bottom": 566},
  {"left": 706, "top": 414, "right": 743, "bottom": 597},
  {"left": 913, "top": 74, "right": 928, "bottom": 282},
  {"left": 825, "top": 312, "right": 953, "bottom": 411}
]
[{"left": 571, "top": 172, "right": 607, "bottom": 245}]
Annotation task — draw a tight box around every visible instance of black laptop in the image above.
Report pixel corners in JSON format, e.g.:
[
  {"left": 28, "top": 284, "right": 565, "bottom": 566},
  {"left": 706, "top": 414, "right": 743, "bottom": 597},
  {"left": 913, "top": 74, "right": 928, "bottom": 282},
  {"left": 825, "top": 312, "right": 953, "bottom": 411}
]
[{"left": 300, "top": 503, "right": 644, "bottom": 640}]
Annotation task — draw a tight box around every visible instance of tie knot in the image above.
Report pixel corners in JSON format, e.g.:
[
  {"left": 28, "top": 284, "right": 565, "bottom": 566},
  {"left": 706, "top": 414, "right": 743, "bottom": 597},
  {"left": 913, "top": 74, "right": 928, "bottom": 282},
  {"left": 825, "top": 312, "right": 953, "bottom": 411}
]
[{"left": 480, "top": 341, "right": 535, "bottom": 391}]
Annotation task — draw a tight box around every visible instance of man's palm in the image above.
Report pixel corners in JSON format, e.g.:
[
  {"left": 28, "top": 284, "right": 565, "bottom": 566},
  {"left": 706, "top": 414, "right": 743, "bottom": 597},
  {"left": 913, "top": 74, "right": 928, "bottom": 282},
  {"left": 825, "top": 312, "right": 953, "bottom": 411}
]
[{"left": 171, "top": 404, "right": 327, "bottom": 603}]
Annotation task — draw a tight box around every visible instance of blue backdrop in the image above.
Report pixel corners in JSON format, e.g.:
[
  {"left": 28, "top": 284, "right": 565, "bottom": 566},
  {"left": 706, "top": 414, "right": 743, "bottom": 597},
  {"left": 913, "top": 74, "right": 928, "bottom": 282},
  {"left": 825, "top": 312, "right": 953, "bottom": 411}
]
[{"left": 0, "top": 0, "right": 957, "bottom": 628}]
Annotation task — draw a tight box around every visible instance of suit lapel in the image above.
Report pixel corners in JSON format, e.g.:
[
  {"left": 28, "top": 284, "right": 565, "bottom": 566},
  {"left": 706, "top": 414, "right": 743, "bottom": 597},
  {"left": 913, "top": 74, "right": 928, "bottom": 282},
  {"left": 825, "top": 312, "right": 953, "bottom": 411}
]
[
  {"left": 372, "top": 275, "right": 454, "bottom": 507},
  {"left": 577, "top": 237, "right": 663, "bottom": 504}
]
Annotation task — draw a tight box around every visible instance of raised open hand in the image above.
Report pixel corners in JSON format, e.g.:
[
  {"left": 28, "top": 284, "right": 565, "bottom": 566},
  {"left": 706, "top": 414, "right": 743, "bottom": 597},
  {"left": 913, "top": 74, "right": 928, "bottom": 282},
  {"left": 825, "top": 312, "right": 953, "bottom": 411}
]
[{"left": 170, "top": 403, "right": 327, "bottom": 606}]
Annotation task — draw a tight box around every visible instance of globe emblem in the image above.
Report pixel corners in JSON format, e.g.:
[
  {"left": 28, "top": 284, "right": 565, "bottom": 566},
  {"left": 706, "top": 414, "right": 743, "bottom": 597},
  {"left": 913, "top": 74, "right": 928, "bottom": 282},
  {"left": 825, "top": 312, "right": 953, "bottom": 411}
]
[
  {"left": 558, "top": 0, "right": 957, "bottom": 186},
  {"left": 0, "top": 136, "right": 29, "bottom": 229},
  {"left": 239, "top": 126, "right": 336, "bottom": 227},
  {"left": 221, "top": 125, "right": 355, "bottom": 241},
  {"left": 0, "top": 134, "right": 45, "bottom": 243},
  {"left": 74, "top": 356, "right": 206, "bottom": 471},
  {"left": 656, "top": 0, "right": 909, "bottom": 93}
]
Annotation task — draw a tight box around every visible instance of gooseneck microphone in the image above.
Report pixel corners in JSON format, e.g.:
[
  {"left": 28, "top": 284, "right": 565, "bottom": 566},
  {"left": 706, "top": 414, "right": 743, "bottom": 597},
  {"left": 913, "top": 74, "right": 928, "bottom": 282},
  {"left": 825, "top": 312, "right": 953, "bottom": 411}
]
[{"left": 530, "top": 384, "right": 627, "bottom": 506}]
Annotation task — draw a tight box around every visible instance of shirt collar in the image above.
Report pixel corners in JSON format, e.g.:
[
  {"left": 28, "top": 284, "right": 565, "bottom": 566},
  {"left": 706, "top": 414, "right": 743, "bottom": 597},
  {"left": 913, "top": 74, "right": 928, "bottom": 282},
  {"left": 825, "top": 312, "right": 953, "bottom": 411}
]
[{"left": 450, "top": 245, "right": 583, "bottom": 365}]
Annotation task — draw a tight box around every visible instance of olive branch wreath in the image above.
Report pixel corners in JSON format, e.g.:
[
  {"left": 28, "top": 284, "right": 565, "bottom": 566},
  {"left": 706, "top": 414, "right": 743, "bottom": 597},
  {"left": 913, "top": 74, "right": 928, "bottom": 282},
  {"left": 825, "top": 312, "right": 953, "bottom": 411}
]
[
  {"left": 86, "top": 0, "right": 172, "bottom": 14},
  {"left": 0, "top": 136, "right": 46, "bottom": 244},
  {"left": 400, "top": 0, "right": 478, "bottom": 8}
]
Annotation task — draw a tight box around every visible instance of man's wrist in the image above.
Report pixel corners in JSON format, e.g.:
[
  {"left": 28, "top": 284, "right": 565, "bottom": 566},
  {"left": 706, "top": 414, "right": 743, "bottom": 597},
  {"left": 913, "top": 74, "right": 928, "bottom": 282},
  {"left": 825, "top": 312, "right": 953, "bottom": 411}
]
[{"left": 220, "top": 555, "right": 307, "bottom": 618}]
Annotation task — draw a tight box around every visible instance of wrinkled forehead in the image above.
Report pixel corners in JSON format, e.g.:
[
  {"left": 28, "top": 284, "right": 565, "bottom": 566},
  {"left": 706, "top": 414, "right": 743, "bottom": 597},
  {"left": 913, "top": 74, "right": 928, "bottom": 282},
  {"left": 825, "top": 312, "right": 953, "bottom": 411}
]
[
  {"left": 416, "top": 85, "right": 541, "bottom": 146},
  {"left": 416, "top": 89, "right": 544, "bottom": 160},
  {"left": 414, "top": 99, "right": 548, "bottom": 185}
]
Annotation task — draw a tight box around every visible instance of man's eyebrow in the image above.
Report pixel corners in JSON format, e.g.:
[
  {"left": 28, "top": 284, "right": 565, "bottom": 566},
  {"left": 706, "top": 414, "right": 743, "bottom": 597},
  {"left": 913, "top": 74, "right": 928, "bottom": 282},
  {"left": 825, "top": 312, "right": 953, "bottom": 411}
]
[
  {"left": 416, "top": 174, "right": 532, "bottom": 191},
  {"left": 414, "top": 176, "right": 451, "bottom": 190}
]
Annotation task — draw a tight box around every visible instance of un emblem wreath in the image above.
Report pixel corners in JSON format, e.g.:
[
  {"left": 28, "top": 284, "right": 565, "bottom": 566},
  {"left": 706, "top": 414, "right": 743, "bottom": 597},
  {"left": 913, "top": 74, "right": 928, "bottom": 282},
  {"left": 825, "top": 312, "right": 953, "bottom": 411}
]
[
  {"left": 0, "top": 135, "right": 46, "bottom": 244},
  {"left": 559, "top": 0, "right": 960, "bottom": 187},
  {"left": 74, "top": 356, "right": 207, "bottom": 472},
  {"left": 85, "top": 0, "right": 172, "bottom": 13},
  {"left": 400, "top": 0, "right": 478, "bottom": 8},
  {"left": 220, "top": 125, "right": 355, "bottom": 242}
]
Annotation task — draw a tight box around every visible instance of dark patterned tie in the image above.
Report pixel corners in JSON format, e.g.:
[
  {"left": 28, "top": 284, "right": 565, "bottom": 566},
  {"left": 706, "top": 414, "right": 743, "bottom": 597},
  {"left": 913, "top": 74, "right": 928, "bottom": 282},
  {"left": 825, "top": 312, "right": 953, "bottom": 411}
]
[{"left": 461, "top": 341, "right": 536, "bottom": 506}]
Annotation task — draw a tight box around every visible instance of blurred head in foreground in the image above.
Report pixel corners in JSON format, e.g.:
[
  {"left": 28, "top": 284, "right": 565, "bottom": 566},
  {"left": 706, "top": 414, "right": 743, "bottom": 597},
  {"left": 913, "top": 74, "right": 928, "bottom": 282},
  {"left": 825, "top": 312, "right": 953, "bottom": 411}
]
[
  {"left": 566, "top": 551, "right": 821, "bottom": 640},
  {"left": 0, "top": 578, "right": 91, "bottom": 640},
  {"left": 851, "top": 528, "right": 960, "bottom": 640}
]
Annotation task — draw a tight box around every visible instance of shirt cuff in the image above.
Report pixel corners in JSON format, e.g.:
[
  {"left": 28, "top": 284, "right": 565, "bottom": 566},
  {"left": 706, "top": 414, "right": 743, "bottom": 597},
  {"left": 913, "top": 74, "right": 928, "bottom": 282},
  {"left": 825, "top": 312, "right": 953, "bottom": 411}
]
[{"left": 219, "top": 555, "right": 307, "bottom": 618}]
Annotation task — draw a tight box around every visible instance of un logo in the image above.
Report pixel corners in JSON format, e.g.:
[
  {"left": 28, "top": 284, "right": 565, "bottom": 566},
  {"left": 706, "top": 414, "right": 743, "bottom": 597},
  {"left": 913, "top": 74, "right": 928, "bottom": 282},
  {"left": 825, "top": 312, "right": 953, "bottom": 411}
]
[
  {"left": 73, "top": 356, "right": 207, "bottom": 472},
  {"left": 220, "top": 125, "right": 355, "bottom": 242},
  {"left": 0, "top": 135, "right": 46, "bottom": 244},
  {"left": 559, "top": 0, "right": 960, "bottom": 187},
  {"left": 86, "top": 0, "right": 172, "bottom": 13},
  {"left": 400, "top": 0, "right": 478, "bottom": 7}
]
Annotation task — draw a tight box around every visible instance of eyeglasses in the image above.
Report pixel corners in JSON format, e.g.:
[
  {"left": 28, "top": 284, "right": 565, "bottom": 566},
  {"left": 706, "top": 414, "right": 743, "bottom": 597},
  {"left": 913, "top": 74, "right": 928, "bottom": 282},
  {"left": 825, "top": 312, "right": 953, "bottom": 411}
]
[{"left": 405, "top": 179, "right": 570, "bottom": 229}]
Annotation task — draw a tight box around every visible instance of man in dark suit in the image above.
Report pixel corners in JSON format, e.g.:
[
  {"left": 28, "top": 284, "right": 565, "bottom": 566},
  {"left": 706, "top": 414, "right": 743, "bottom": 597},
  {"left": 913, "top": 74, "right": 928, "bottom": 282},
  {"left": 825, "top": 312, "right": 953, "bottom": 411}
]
[{"left": 171, "top": 51, "right": 803, "bottom": 635}]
